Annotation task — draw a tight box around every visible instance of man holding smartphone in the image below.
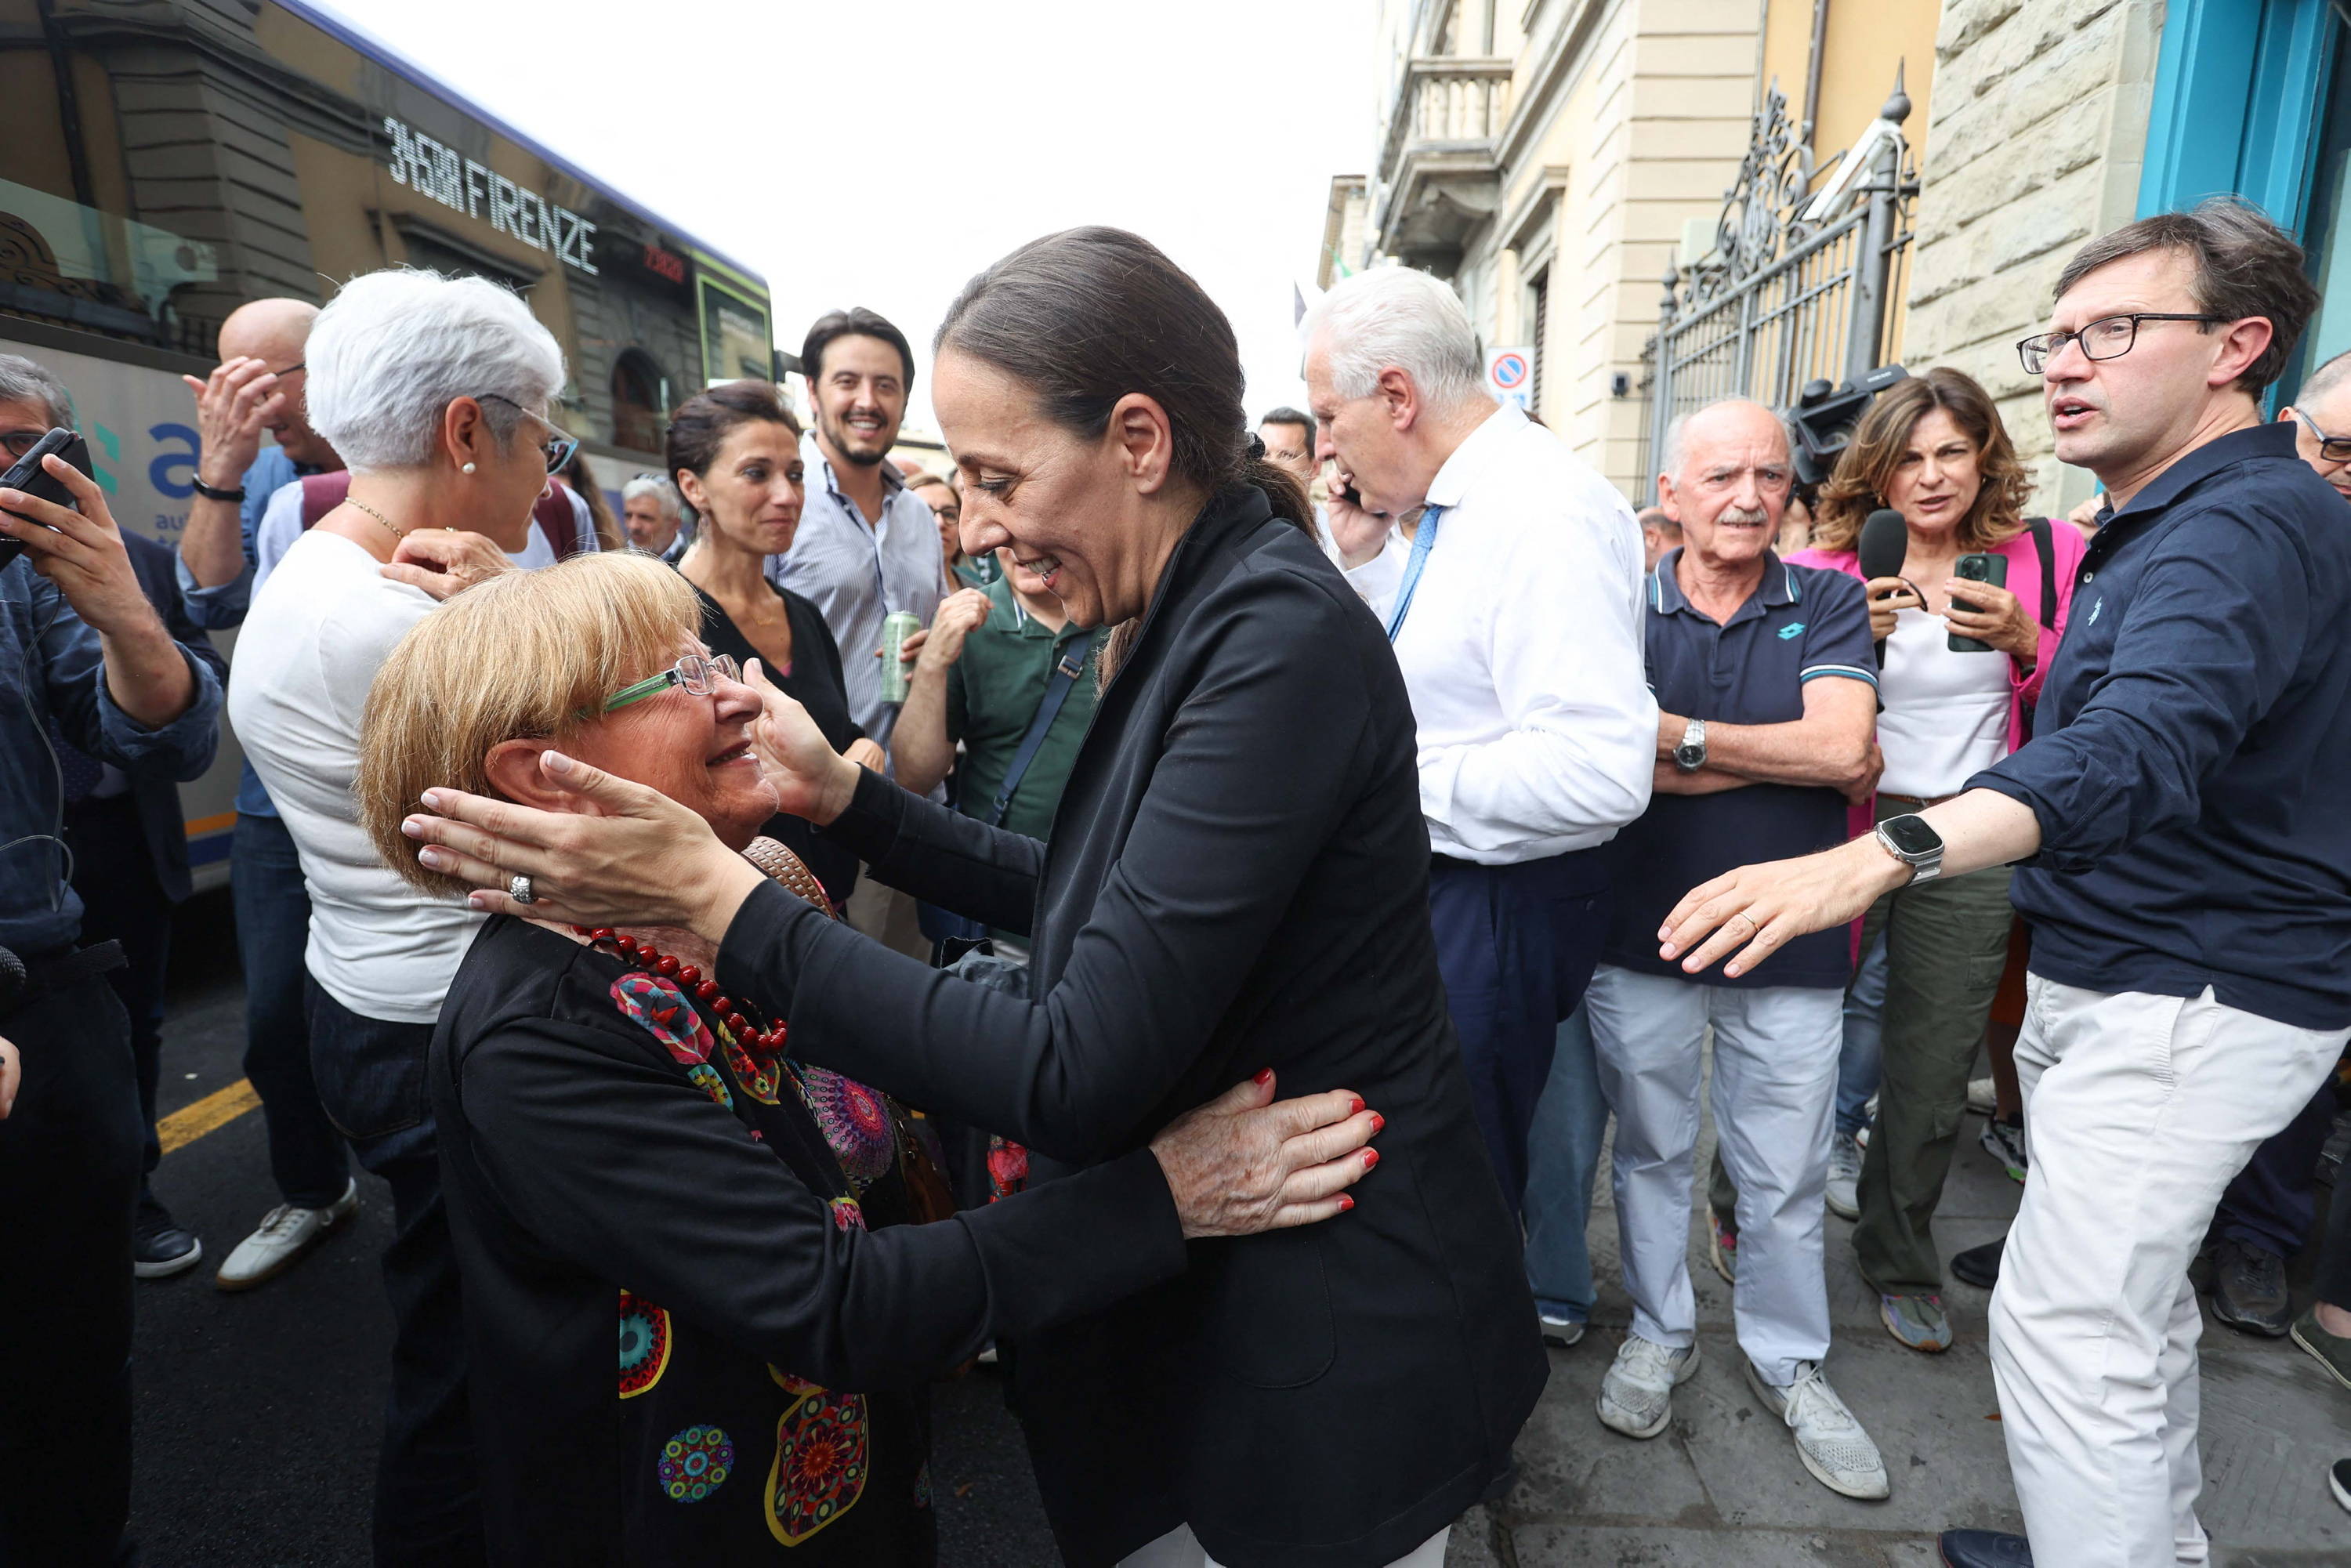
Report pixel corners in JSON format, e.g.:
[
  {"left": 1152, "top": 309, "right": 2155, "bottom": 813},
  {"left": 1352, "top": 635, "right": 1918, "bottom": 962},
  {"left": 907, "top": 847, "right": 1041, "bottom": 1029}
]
[
  {"left": 1655, "top": 202, "right": 2350, "bottom": 1568},
  {"left": 0, "top": 357, "right": 222, "bottom": 1565}
]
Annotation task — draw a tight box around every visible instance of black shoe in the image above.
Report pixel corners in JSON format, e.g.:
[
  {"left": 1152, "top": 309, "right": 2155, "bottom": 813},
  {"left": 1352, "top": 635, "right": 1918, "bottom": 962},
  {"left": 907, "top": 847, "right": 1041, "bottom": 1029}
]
[
  {"left": 1937, "top": 1529, "right": 2032, "bottom": 1566},
  {"left": 132, "top": 1193, "right": 203, "bottom": 1280},
  {"left": 2209, "top": 1237, "right": 2291, "bottom": 1337},
  {"left": 1951, "top": 1237, "right": 2004, "bottom": 1291}
]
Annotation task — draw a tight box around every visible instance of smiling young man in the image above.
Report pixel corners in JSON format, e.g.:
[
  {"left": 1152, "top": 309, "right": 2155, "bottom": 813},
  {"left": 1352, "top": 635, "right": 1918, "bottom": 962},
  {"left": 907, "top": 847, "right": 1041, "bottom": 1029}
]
[
  {"left": 1649, "top": 201, "right": 2348, "bottom": 1568},
  {"left": 770, "top": 308, "right": 944, "bottom": 751}
]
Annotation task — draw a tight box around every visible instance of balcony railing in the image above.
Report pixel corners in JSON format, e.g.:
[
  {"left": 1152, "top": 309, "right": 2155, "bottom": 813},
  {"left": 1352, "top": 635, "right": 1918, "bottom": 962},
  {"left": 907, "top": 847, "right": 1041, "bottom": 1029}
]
[
  {"left": 1379, "top": 56, "right": 1513, "bottom": 184},
  {"left": 1373, "top": 56, "right": 1513, "bottom": 274}
]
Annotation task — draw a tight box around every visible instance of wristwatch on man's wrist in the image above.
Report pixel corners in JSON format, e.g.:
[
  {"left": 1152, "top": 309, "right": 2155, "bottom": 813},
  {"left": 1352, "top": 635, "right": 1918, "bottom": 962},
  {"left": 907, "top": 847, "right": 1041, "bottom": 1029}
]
[
  {"left": 1672, "top": 717, "right": 1708, "bottom": 773},
  {"left": 190, "top": 476, "right": 246, "bottom": 503},
  {"left": 1872, "top": 813, "right": 1946, "bottom": 885}
]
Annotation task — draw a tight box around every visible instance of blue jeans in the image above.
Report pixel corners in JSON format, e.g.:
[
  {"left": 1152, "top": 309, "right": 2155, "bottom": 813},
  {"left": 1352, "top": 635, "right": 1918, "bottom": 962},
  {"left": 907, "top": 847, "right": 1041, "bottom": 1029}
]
[
  {"left": 1835, "top": 931, "right": 1889, "bottom": 1139},
  {"left": 234, "top": 812, "right": 350, "bottom": 1208},
  {"left": 1522, "top": 1003, "right": 1610, "bottom": 1324},
  {"left": 303, "top": 978, "right": 483, "bottom": 1567}
]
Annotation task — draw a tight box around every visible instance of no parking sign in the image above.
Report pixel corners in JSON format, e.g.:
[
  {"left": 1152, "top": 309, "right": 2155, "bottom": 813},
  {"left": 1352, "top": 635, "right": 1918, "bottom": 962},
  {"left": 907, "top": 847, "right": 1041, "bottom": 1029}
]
[{"left": 1485, "top": 346, "right": 1534, "bottom": 411}]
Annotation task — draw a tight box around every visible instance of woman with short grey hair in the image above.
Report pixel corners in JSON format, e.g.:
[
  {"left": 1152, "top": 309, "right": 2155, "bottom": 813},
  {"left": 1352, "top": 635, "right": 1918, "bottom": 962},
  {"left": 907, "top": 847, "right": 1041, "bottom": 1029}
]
[{"left": 225, "top": 266, "right": 584, "bottom": 1563}]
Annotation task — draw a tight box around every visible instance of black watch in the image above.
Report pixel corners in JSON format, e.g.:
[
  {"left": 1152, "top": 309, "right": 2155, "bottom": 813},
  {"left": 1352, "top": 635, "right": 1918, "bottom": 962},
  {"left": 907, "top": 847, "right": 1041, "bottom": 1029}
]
[{"left": 190, "top": 476, "right": 246, "bottom": 503}]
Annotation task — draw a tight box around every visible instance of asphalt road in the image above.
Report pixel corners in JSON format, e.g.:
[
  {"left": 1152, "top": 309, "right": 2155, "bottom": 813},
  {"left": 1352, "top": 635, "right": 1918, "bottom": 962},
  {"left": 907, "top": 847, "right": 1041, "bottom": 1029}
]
[{"left": 129, "top": 887, "right": 1060, "bottom": 1567}]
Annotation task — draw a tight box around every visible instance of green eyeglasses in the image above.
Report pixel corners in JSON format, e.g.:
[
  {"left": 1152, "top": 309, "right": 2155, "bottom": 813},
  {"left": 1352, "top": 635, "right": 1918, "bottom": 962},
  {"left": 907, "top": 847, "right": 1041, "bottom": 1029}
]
[{"left": 602, "top": 653, "right": 741, "bottom": 713}]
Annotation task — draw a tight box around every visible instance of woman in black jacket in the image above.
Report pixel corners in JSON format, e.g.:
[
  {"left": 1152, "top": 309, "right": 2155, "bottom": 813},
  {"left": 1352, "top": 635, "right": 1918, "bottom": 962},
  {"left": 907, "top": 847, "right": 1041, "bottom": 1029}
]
[{"left": 406, "top": 226, "right": 1545, "bottom": 1568}]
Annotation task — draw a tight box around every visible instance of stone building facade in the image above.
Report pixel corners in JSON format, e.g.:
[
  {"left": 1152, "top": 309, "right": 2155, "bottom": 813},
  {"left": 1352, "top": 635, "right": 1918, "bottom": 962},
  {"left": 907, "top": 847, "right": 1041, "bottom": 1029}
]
[{"left": 1900, "top": 0, "right": 2168, "bottom": 512}]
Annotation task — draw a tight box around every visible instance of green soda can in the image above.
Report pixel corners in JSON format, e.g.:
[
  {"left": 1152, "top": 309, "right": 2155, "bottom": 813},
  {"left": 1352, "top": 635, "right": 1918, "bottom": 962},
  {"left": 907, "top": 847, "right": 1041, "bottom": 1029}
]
[{"left": 880, "top": 610, "right": 922, "bottom": 704}]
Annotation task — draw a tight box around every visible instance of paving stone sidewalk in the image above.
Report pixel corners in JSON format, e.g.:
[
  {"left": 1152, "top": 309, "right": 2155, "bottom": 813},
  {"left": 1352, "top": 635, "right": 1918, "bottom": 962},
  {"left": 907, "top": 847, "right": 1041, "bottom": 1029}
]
[{"left": 1447, "top": 1063, "right": 2350, "bottom": 1567}]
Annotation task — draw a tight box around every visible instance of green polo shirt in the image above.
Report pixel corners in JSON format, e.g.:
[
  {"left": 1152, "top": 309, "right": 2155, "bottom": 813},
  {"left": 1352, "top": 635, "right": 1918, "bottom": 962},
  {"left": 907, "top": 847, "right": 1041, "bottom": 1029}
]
[{"left": 947, "top": 574, "right": 1104, "bottom": 843}]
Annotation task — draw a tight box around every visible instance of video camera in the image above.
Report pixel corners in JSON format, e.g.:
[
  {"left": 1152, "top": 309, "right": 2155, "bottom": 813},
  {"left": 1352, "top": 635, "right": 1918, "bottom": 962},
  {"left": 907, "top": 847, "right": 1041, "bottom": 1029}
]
[{"left": 1786, "top": 364, "right": 1910, "bottom": 498}]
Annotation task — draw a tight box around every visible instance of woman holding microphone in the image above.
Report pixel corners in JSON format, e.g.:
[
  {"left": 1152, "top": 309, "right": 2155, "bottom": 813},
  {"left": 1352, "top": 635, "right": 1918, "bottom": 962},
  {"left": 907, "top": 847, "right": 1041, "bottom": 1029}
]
[{"left": 399, "top": 226, "right": 1541, "bottom": 1568}]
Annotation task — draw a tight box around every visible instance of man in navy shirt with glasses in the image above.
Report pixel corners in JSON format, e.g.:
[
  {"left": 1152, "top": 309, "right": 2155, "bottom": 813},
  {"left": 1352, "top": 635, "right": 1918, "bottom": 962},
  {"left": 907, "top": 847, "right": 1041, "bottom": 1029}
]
[{"left": 1654, "top": 200, "right": 2350, "bottom": 1568}]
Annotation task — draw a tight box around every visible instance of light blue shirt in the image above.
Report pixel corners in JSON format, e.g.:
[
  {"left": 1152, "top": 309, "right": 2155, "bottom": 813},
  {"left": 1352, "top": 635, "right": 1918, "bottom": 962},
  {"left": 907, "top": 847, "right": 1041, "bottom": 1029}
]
[
  {"left": 766, "top": 432, "right": 944, "bottom": 746},
  {"left": 175, "top": 445, "right": 304, "bottom": 817}
]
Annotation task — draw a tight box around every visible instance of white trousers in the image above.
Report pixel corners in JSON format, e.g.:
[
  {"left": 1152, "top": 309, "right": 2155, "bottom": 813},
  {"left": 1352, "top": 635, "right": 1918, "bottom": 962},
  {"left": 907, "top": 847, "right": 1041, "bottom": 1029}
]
[
  {"left": 1585, "top": 964, "right": 1842, "bottom": 1384},
  {"left": 1118, "top": 1523, "right": 1450, "bottom": 1567},
  {"left": 1991, "top": 976, "right": 2348, "bottom": 1568}
]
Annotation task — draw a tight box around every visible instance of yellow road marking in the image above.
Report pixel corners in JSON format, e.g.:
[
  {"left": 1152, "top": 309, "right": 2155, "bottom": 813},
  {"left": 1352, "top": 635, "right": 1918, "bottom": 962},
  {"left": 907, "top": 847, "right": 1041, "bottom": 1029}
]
[{"left": 158, "top": 1077, "right": 260, "bottom": 1155}]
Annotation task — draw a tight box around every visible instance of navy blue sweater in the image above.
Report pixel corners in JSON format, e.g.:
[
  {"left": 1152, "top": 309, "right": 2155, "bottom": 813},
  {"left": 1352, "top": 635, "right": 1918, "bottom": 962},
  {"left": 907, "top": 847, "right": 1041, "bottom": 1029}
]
[{"left": 1969, "top": 420, "right": 2351, "bottom": 1029}]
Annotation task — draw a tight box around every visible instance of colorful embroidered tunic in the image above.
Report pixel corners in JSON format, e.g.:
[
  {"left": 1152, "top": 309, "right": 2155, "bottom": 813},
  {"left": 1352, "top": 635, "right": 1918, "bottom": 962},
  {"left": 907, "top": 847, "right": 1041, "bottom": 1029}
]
[{"left": 433, "top": 916, "right": 1186, "bottom": 1566}]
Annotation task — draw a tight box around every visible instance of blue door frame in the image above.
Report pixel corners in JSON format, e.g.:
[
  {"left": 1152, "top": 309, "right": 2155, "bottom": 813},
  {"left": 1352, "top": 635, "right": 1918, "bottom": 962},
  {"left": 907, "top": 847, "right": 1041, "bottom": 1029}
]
[{"left": 2140, "top": 0, "right": 2340, "bottom": 228}]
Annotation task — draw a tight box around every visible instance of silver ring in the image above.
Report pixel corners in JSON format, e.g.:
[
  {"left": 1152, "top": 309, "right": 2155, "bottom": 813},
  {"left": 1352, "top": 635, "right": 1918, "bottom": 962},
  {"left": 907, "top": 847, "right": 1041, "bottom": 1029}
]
[{"left": 509, "top": 874, "right": 536, "bottom": 906}]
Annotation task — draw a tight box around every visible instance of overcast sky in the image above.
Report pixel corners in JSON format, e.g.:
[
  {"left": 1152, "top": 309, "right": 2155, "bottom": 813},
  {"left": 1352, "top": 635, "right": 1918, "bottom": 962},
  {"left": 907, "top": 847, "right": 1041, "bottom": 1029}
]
[{"left": 318, "top": 0, "right": 1379, "bottom": 434}]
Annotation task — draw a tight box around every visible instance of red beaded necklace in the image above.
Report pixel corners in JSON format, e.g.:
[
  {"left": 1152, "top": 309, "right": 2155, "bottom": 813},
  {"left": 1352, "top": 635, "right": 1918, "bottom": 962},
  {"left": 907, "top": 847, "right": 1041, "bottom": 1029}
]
[{"left": 575, "top": 925, "right": 788, "bottom": 1053}]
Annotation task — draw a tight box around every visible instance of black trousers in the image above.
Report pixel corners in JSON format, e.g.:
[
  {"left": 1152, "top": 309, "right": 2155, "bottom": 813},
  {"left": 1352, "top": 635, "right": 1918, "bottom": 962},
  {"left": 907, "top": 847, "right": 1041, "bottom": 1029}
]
[
  {"left": 2215, "top": 1078, "right": 2338, "bottom": 1258},
  {"left": 63, "top": 794, "right": 174, "bottom": 1182},
  {"left": 302, "top": 979, "right": 484, "bottom": 1568},
  {"left": 2319, "top": 1126, "right": 2351, "bottom": 1310},
  {"left": 1426, "top": 848, "right": 1613, "bottom": 1215},
  {"left": 0, "top": 967, "right": 142, "bottom": 1566}
]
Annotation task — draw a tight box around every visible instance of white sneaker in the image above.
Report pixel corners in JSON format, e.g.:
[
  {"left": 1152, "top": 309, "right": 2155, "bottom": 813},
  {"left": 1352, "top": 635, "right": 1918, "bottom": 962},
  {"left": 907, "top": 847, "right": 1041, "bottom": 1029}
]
[
  {"left": 1966, "top": 1077, "right": 1998, "bottom": 1117},
  {"left": 1826, "top": 1129, "right": 1864, "bottom": 1221},
  {"left": 1597, "top": 1334, "right": 1699, "bottom": 1439},
  {"left": 1744, "top": 1358, "right": 1889, "bottom": 1499},
  {"left": 214, "top": 1178, "right": 359, "bottom": 1292}
]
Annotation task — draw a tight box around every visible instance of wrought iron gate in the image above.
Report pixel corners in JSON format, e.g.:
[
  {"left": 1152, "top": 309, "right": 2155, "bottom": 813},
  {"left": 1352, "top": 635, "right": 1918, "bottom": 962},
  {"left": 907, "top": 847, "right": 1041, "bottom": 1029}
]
[{"left": 1641, "top": 74, "right": 1918, "bottom": 479}]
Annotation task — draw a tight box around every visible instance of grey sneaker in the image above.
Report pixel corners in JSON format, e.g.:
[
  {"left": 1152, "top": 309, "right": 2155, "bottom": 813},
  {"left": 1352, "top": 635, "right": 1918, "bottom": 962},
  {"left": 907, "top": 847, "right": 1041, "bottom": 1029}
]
[
  {"left": 2291, "top": 1307, "right": 2351, "bottom": 1392},
  {"left": 215, "top": 1178, "right": 360, "bottom": 1292},
  {"left": 1826, "top": 1130, "right": 1863, "bottom": 1221},
  {"left": 1979, "top": 1117, "right": 2027, "bottom": 1182},
  {"left": 1880, "top": 1291, "right": 1954, "bottom": 1353},
  {"left": 1746, "top": 1358, "right": 1889, "bottom": 1500},
  {"left": 1597, "top": 1334, "right": 1699, "bottom": 1439},
  {"left": 1965, "top": 1077, "right": 1998, "bottom": 1117},
  {"left": 1538, "top": 1313, "right": 1585, "bottom": 1349}
]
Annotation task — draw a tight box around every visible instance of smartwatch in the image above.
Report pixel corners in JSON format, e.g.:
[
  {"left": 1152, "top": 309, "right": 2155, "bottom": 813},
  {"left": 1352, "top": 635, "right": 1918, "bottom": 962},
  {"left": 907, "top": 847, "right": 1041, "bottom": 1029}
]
[
  {"left": 1672, "top": 717, "right": 1708, "bottom": 773},
  {"left": 190, "top": 476, "right": 246, "bottom": 504},
  {"left": 1873, "top": 812, "right": 1945, "bottom": 885}
]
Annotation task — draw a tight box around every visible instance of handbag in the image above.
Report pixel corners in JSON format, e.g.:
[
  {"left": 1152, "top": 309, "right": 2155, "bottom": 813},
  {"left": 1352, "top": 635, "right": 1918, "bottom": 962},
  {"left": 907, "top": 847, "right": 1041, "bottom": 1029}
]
[{"left": 918, "top": 644, "right": 1089, "bottom": 959}]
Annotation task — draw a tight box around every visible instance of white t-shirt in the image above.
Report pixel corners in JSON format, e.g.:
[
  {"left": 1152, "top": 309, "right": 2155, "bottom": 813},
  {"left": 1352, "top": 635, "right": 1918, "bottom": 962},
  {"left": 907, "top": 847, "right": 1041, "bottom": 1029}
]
[
  {"left": 1875, "top": 605, "right": 2011, "bottom": 798},
  {"left": 253, "top": 481, "right": 573, "bottom": 588},
  {"left": 228, "top": 530, "right": 481, "bottom": 1024}
]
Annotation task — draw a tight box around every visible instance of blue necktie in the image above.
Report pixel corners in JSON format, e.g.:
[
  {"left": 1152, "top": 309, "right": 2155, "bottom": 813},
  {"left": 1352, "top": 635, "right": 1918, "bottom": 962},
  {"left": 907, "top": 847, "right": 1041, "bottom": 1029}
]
[{"left": 1384, "top": 505, "right": 1446, "bottom": 643}]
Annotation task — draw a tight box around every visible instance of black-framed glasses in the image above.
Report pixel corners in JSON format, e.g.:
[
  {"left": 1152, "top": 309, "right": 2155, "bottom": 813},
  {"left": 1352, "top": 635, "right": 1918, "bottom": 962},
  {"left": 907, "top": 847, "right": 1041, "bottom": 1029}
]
[
  {"left": 476, "top": 392, "right": 581, "bottom": 474},
  {"left": 1, "top": 428, "right": 49, "bottom": 460},
  {"left": 602, "top": 652, "right": 741, "bottom": 713},
  {"left": 2016, "top": 313, "right": 2226, "bottom": 375},
  {"left": 2292, "top": 407, "right": 2351, "bottom": 464}
]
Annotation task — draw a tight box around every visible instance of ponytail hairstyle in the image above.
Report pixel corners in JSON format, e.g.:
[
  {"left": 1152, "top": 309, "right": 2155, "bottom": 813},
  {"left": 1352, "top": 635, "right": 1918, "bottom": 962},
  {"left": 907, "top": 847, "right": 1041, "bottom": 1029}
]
[{"left": 933, "top": 227, "right": 1312, "bottom": 675}]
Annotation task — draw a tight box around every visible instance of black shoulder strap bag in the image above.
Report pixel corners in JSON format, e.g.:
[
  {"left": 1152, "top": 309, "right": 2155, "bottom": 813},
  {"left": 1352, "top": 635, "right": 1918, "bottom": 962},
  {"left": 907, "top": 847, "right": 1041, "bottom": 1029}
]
[{"left": 919, "top": 646, "right": 1090, "bottom": 962}]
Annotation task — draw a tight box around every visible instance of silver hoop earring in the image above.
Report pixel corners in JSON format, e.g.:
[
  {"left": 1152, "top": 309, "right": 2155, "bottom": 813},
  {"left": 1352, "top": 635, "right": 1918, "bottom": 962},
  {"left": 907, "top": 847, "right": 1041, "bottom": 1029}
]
[{"left": 462, "top": 462, "right": 476, "bottom": 474}]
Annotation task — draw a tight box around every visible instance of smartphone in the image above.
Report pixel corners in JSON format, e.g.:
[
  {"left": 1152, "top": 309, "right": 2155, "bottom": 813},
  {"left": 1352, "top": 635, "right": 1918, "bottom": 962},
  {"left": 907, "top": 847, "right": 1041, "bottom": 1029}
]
[
  {"left": 0, "top": 429, "right": 91, "bottom": 570},
  {"left": 1947, "top": 552, "right": 2009, "bottom": 653}
]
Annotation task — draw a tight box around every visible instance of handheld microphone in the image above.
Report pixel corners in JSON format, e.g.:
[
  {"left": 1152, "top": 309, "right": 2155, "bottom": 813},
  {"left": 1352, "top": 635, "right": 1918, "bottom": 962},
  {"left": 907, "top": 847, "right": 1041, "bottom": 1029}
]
[
  {"left": 0, "top": 944, "right": 22, "bottom": 1016},
  {"left": 1857, "top": 508, "right": 1908, "bottom": 666}
]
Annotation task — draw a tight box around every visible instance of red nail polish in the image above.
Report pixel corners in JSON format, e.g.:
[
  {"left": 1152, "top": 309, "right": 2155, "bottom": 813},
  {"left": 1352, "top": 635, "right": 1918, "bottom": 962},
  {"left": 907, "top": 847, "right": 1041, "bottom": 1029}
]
[
  {"left": 1338, "top": 1194, "right": 1355, "bottom": 1211},
  {"left": 1253, "top": 1067, "right": 1273, "bottom": 1087},
  {"left": 1370, "top": 1114, "right": 1386, "bottom": 1135},
  {"left": 1363, "top": 1149, "right": 1379, "bottom": 1171},
  {"left": 1349, "top": 1095, "right": 1364, "bottom": 1115}
]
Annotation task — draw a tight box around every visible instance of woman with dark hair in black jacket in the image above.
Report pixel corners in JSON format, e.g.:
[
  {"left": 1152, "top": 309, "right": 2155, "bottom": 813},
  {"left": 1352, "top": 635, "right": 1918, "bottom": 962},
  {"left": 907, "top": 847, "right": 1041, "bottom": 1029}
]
[{"left": 406, "top": 226, "right": 1545, "bottom": 1568}]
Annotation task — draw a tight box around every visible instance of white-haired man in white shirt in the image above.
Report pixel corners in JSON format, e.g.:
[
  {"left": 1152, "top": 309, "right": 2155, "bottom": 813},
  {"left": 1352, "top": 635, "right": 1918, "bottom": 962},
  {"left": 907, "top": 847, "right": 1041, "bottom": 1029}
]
[{"left": 1304, "top": 268, "right": 1656, "bottom": 1247}]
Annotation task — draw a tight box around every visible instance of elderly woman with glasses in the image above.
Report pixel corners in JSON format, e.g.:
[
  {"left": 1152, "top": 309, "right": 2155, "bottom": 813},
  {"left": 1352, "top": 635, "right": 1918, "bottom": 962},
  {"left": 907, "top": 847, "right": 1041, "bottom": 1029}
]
[
  {"left": 223, "top": 265, "right": 589, "bottom": 1563},
  {"left": 352, "top": 550, "right": 1378, "bottom": 1566}
]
